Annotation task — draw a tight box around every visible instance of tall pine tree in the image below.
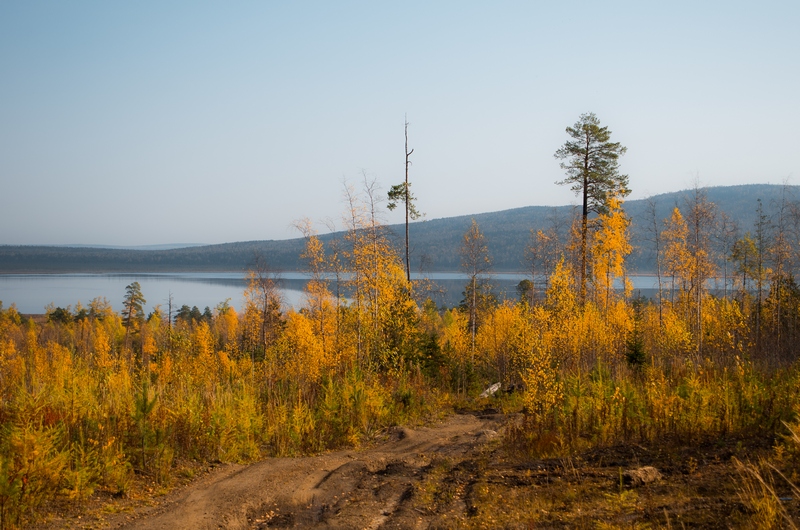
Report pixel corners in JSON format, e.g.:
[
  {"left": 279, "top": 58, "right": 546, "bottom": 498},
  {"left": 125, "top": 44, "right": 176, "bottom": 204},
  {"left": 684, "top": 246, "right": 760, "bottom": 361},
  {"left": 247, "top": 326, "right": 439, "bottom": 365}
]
[{"left": 555, "top": 113, "right": 629, "bottom": 303}]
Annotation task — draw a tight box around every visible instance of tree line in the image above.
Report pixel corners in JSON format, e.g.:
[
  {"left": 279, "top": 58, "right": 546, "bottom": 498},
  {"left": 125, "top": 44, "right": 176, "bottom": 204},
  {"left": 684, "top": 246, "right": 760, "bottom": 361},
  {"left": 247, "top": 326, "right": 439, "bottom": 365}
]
[{"left": 1, "top": 188, "right": 797, "bottom": 275}]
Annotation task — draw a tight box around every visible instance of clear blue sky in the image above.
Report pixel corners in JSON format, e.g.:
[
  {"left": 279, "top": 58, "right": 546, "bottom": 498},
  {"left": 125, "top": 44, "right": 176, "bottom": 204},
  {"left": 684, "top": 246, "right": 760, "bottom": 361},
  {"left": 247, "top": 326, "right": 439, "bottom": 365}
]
[{"left": 1, "top": 1, "right": 798, "bottom": 246}]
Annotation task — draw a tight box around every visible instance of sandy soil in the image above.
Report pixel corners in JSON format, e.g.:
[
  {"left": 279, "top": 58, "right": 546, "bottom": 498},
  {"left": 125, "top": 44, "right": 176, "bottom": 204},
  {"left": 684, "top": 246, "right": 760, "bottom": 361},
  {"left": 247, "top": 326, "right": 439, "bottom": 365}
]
[{"left": 94, "top": 413, "right": 503, "bottom": 530}]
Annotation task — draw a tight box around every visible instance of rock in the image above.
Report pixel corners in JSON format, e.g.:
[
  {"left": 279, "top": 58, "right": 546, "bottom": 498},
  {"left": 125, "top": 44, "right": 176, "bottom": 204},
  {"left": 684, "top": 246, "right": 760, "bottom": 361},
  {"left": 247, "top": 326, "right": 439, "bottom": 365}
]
[
  {"left": 622, "top": 466, "right": 662, "bottom": 487},
  {"left": 480, "top": 382, "right": 501, "bottom": 398},
  {"left": 476, "top": 429, "right": 499, "bottom": 443}
]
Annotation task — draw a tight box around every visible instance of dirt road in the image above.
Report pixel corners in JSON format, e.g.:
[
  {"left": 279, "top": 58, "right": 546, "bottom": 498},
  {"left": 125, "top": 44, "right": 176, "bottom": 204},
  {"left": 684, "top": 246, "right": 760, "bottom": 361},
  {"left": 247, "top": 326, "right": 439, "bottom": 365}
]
[
  {"left": 39, "top": 410, "right": 778, "bottom": 528},
  {"left": 106, "top": 413, "right": 504, "bottom": 530}
]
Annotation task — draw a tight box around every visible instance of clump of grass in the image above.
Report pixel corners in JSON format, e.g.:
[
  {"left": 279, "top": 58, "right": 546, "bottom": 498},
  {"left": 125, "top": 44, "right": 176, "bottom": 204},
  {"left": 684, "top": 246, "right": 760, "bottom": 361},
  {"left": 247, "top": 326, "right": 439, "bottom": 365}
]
[
  {"left": 414, "top": 457, "right": 455, "bottom": 513},
  {"left": 733, "top": 457, "right": 797, "bottom": 529}
]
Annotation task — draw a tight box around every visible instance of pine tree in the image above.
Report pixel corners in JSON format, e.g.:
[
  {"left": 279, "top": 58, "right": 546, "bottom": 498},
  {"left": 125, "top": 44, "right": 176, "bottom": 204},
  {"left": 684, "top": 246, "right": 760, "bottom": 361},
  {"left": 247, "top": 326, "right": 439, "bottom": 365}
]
[
  {"left": 555, "top": 113, "right": 629, "bottom": 303},
  {"left": 122, "top": 282, "right": 146, "bottom": 350}
]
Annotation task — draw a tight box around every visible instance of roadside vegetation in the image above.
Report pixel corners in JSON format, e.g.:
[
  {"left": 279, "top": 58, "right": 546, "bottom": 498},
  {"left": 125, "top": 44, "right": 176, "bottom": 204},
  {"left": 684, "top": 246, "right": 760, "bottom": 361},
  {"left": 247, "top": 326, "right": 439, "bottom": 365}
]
[{"left": 3, "top": 116, "right": 800, "bottom": 528}]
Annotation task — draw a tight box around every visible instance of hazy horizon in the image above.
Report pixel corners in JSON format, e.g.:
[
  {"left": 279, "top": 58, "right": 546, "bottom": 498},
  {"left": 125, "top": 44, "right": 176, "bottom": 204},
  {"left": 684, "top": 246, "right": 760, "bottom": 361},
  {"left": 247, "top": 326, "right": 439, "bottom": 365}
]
[{"left": 3, "top": 182, "right": 796, "bottom": 248}]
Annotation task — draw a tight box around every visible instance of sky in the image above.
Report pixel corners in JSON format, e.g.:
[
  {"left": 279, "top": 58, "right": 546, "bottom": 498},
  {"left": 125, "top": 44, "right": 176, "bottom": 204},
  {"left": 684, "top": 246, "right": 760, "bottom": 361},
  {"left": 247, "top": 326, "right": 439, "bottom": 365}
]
[{"left": 1, "top": 1, "right": 798, "bottom": 246}]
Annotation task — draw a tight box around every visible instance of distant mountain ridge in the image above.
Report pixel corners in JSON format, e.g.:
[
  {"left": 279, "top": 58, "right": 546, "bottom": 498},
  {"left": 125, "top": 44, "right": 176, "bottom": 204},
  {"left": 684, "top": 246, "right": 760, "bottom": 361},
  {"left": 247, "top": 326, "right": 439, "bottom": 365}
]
[
  {"left": 53, "top": 243, "right": 205, "bottom": 251},
  {"left": 1, "top": 184, "right": 796, "bottom": 274}
]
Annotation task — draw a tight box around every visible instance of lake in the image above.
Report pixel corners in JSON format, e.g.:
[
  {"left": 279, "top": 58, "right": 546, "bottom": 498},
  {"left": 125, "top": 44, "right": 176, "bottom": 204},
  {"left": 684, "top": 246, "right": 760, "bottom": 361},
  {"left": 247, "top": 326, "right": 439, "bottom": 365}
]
[{"left": 0, "top": 272, "right": 663, "bottom": 315}]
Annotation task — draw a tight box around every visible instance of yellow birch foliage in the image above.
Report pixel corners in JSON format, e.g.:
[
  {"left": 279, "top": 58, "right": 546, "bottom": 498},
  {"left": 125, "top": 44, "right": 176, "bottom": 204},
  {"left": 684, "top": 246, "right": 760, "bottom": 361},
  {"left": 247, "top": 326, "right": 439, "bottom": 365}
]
[
  {"left": 73, "top": 317, "right": 93, "bottom": 360},
  {"left": 0, "top": 338, "right": 24, "bottom": 399},
  {"left": 193, "top": 321, "right": 215, "bottom": 360},
  {"left": 475, "top": 302, "right": 538, "bottom": 386},
  {"left": 304, "top": 279, "right": 341, "bottom": 366},
  {"left": 297, "top": 224, "right": 342, "bottom": 364},
  {"left": 440, "top": 309, "right": 470, "bottom": 364},
  {"left": 190, "top": 322, "right": 219, "bottom": 400},
  {"left": 522, "top": 305, "right": 563, "bottom": 422},
  {"left": 545, "top": 258, "right": 577, "bottom": 318},
  {"left": 601, "top": 299, "right": 635, "bottom": 365},
  {"left": 340, "top": 184, "right": 419, "bottom": 371},
  {"left": 663, "top": 207, "right": 692, "bottom": 287},
  {"left": 240, "top": 298, "right": 262, "bottom": 353},
  {"left": 142, "top": 333, "right": 157, "bottom": 370},
  {"left": 701, "top": 297, "right": 750, "bottom": 360},
  {"left": 276, "top": 310, "right": 327, "bottom": 383},
  {"left": 153, "top": 351, "right": 175, "bottom": 386},
  {"left": 92, "top": 324, "right": 114, "bottom": 371},
  {"left": 103, "top": 364, "right": 134, "bottom": 422},
  {"left": 475, "top": 303, "right": 517, "bottom": 383},
  {"left": 214, "top": 306, "right": 239, "bottom": 349},
  {"left": 652, "top": 302, "right": 694, "bottom": 361},
  {"left": 591, "top": 196, "right": 632, "bottom": 304},
  {"left": 241, "top": 270, "right": 282, "bottom": 353},
  {"left": 349, "top": 233, "right": 415, "bottom": 365},
  {"left": 46, "top": 341, "right": 73, "bottom": 390},
  {"left": 23, "top": 321, "right": 48, "bottom": 390},
  {"left": 542, "top": 259, "right": 582, "bottom": 368}
]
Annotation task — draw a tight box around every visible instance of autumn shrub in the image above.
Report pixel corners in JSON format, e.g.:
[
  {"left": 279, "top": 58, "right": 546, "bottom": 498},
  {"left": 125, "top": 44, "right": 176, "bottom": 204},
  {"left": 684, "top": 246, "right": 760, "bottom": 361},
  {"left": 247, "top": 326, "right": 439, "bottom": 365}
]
[
  {"left": 438, "top": 308, "right": 474, "bottom": 396},
  {"left": 520, "top": 328, "right": 563, "bottom": 425},
  {"left": 0, "top": 420, "right": 67, "bottom": 528},
  {"left": 510, "top": 363, "right": 793, "bottom": 460},
  {"left": 62, "top": 440, "right": 100, "bottom": 502},
  {"left": 209, "top": 385, "right": 263, "bottom": 463}
]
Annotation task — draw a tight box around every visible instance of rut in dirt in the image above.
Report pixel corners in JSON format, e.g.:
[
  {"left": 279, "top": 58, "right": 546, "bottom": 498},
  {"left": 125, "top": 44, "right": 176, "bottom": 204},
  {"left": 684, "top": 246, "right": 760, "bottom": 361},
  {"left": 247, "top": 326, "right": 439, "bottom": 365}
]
[{"left": 111, "top": 412, "right": 505, "bottom": 530}]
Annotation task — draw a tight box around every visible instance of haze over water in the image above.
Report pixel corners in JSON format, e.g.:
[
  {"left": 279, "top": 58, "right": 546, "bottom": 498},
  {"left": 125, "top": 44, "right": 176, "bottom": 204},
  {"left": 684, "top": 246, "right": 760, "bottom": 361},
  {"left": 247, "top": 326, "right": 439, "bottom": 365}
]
[{"left": 0, "top": 272, "right": 665, "bottom": 315}]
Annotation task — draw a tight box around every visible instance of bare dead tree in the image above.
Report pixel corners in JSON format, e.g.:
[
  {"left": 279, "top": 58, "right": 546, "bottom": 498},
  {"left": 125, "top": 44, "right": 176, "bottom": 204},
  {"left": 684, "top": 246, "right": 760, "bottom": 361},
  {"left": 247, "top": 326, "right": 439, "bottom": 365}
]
[
  {"left": 388, "top": 116, "right": 421, "bottom": 283},
  {"left": 713, "top": 210, "right": 739, "bottom": 301},
  {"left": 644, "top": 197, "right": 664, "bottom": 326}
]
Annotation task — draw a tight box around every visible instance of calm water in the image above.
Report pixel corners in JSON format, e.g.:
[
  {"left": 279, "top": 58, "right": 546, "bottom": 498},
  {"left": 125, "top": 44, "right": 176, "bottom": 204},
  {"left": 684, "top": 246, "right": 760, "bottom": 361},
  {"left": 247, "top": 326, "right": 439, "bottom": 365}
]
[
  {"left": 0, "top": 272, "right": 662, "bottom": 315},
  {"left": 0, "top": 273, "right": 301, "bottom": 315}
]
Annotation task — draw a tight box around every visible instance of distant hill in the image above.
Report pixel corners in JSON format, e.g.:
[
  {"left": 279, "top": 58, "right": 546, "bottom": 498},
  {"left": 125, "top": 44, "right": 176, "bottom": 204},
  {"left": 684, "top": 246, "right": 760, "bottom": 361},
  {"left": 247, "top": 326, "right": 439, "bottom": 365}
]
[
  {"left": 57, "top": 243, "right": 205, "bottom": 251},
  {"left": 399, "top": 183, "right": 798, "bottom": 273},
  {"left": 1, "top": 184, "right": 796, "bottom": 274},
  {"left": 0, "top": 240, "right": 306, "bottom": 273}
]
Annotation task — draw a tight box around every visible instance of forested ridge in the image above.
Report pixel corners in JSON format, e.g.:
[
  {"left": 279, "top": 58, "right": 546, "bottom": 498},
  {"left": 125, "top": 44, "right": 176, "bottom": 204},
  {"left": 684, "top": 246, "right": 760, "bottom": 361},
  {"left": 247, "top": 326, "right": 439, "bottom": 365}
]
[{"left": 0, "top": 184, "right": 794, "bottom": 274}]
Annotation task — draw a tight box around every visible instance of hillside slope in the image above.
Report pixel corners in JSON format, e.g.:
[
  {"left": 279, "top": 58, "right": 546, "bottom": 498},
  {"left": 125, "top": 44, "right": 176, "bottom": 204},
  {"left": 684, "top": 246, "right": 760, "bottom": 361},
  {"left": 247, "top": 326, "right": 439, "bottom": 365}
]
[{"left": 1, "top": 184, "right": 795, "bottom": 273}]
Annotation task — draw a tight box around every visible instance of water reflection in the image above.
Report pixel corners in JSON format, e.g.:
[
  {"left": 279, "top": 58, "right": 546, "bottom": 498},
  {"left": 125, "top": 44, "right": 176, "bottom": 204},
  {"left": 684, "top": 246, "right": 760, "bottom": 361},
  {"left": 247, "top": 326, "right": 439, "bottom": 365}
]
[{"left": 0, "top": 272, "right": 663, "bottom": 315}]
